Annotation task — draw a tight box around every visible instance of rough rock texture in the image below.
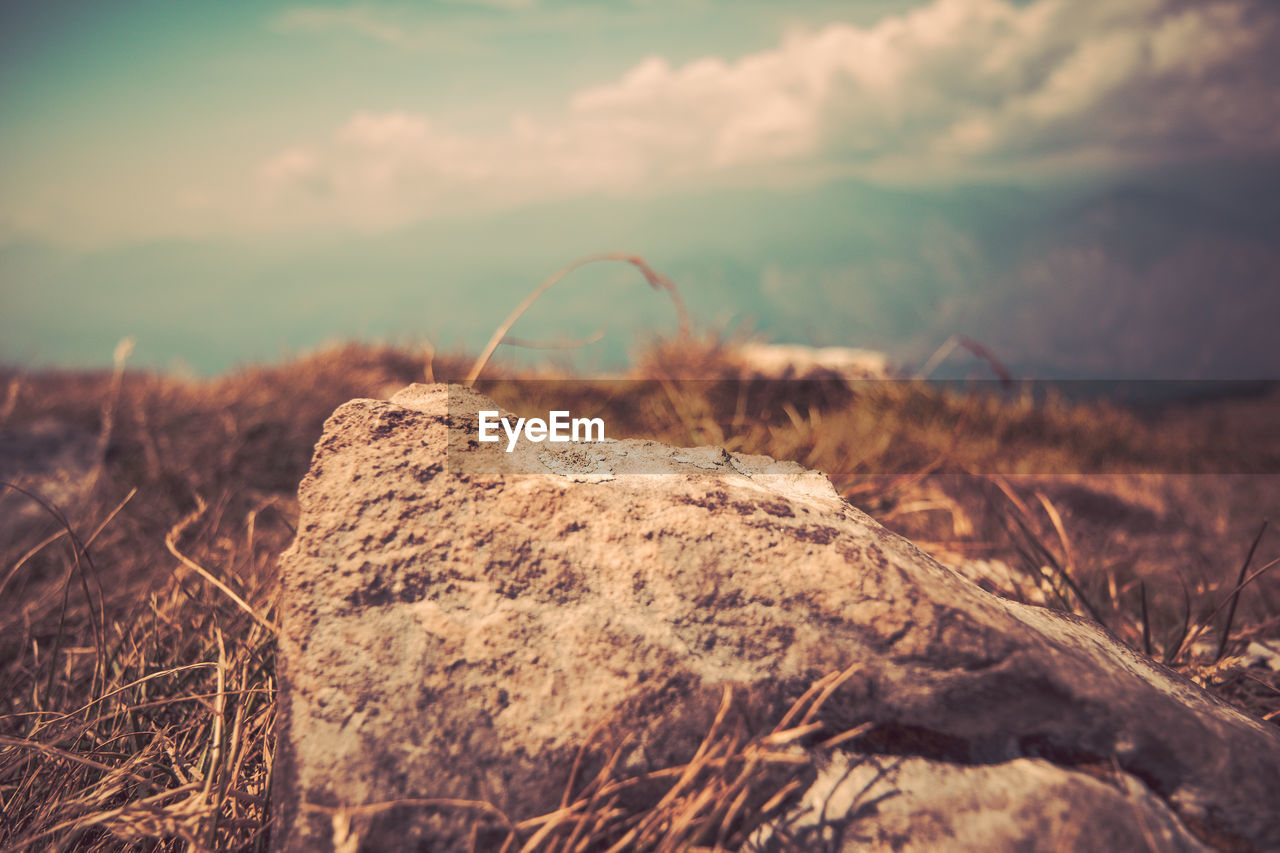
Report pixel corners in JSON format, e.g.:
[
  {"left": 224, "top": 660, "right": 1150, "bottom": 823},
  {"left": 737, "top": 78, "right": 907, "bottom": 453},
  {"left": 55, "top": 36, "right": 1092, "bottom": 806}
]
[{"left": 274, "top": 384, "right": 1280, "bottom": 852}]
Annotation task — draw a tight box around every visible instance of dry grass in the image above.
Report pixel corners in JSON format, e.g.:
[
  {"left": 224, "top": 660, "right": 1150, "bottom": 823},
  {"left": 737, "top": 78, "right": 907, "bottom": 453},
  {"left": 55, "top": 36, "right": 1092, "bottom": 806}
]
[
  {"left": 2, "top": 337, "right": 1279, "bottom": 850},
  {"left": 302, "top": 666, "right": 875, "bottom": 852}
]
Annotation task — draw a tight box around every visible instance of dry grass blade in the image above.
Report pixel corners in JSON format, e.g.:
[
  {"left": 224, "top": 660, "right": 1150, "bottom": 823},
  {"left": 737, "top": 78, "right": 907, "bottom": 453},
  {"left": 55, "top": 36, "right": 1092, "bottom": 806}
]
[
  {"left": 1174, "top": 554, "right": 1280, "bottom": 665},
  {"left": 33, "top": 662, "right": 218, "bottom": 726},
  {"left": 465, "top": 253, "right": 688, "bottom": 386},
  {"left": 818, "top": 722, "right": 875, "bottom": 750},
  {"left": 2, "top": 481, "right": 109, "bottom": 699},
  {"left": 560, "top": 719, "right": 610, "bottom": 810},
  {"left": 165, "top": 494, "right": 277, "bottom": 635},
  {"left": 1139, "top": 581, "right": 1152, "bottom": 657},
  {"left": 1164, "top": 581, "right": 1193, "bottom": 665},
  {"left": 912, "top": 334, "right": 1013, "bottom": 385},
  {"left": 797, "top": 660, "right": 862, "bottom": 728},
  {"left": 0, "top": 734, "right": 158, "bottom": 787},
  {"left": 0, "top": 480, "right": 131, "bottom": 611},
  {"left": 1035, "top": 491, "right": 1076, "bottom": 581},
  {"left": 989, "top": 475, "right": 1105, "bottom": 626},
  {"left": 3, "top": 781, "right": 209, "bottom": 852},
  {"left": 2, "top": 527, "right": 70, "bottom": 601},
  {"left": 1216, "top": 520, "right": 1269, "bottom": 662}
]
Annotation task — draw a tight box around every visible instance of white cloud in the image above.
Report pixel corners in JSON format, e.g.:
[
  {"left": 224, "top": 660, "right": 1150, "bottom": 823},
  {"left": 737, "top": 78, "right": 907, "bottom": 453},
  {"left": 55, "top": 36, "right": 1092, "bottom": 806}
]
[{"left": 256, "top": 0, "right": 1280, "bottom": 231}]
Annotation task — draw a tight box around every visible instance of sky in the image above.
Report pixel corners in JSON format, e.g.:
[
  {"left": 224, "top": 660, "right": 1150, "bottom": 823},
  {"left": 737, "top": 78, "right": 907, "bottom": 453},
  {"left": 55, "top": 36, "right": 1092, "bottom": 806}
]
[{"left": 3, "top": 0, "right": 1279, "bottom": 378}]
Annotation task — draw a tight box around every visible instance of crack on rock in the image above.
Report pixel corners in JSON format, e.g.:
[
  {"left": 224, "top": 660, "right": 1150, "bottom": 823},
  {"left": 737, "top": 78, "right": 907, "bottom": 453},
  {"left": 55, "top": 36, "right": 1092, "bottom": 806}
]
[{"left": 850, "top": 723, "right": 978, "bottom": 765}]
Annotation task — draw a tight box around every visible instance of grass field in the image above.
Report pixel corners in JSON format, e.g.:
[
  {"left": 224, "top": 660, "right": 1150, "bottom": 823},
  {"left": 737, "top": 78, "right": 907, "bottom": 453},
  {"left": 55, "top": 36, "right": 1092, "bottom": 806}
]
[{"left": 2, "top": 339, "right": 1278, "bottom": 850}]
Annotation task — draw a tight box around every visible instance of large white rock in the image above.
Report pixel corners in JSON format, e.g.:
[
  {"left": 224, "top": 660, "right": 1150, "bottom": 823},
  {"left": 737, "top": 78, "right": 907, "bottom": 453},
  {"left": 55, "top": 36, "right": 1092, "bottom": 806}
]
[
  {"left": 733, "top": 343, "right": 890, "bottom": 380},
  {"left": 273, "top": 384, "right": 1280, "bottom": 852}
]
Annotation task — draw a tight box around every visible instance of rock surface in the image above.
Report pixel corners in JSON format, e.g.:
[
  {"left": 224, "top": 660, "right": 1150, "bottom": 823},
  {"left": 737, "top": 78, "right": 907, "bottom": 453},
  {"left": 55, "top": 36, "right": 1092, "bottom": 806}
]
[{"left": 274, "top": 384, "right": 1280, "bottom": 852}]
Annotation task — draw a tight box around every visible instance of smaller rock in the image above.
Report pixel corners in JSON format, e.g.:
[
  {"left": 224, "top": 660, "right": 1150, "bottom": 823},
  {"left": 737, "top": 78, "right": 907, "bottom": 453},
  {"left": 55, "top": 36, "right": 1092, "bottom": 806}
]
[{"left": 761, "top": 754, "right": 1211, "bottom": 852}]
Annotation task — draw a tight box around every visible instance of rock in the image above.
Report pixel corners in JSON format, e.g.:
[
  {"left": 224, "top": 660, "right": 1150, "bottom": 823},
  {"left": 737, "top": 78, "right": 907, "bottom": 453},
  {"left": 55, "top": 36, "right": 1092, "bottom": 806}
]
[
  {"left": 732, "top": 343, "right": 891, "bottom": 380},
  {"left": 762, "top": 755, "right": 1211, "bottom": 852},
  {"left": 273, "top": 384, "right": 1280, "bottom": 852}
]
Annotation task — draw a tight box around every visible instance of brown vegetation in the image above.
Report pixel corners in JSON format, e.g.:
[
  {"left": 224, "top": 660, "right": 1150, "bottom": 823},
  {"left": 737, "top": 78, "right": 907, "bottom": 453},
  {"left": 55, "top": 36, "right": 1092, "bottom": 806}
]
[{"left": 2, "top": 339, "right": 1278, "bottom": 850}]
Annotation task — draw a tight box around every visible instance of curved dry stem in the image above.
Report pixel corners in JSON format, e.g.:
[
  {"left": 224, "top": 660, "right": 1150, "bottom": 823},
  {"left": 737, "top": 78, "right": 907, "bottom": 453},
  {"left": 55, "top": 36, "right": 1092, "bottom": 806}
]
[
  {"left": 465, "top": 252, "right": 689, "bottom": 387},
  {"left": 165, "top": 495, "right": 277, "bottom": 635},
  {"left": 1, "top": 481, "right": 108, "bottom": 700},
  {"left": 914, "top": 333, "right": 1013, "bottom": 385}
]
